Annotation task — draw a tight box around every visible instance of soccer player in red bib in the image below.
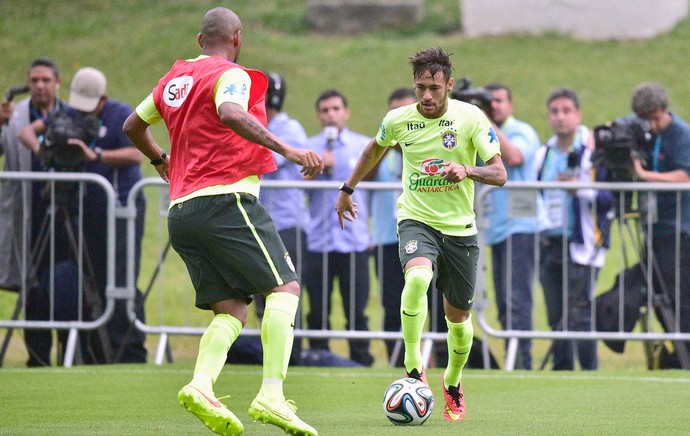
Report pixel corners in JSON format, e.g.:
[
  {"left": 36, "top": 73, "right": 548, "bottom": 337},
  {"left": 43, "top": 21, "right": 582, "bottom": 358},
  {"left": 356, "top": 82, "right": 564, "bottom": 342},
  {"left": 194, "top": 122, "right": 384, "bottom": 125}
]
[{"left": 124, "top": 7, "right": 322, "bottom": 436}]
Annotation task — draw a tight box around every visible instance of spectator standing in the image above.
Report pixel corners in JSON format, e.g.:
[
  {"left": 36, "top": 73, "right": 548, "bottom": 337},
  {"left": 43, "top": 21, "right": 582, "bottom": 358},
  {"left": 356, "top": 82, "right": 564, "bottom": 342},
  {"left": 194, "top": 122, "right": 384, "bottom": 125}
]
[
  {"left": 303, "top": 89, "right": 374, "bottom": 367},
  {"left": 0, "top": 58, "right": 61, "bottom": 293},
  {"left": 630, "top": 82, "right": 690, "bottom": 366},
  {"left": 123, "top": 7, "right": 321, "bottom": 436},
  {"left": 0, "top": 58, "right": 68, "bottom": 366},
  {"left": 368, "top": 87, "right": 416, "bottom": 367},
  {"left": 336, "top": 47, "right": 506, "bottom": 422},
  {"left": 18, "top": 67, "right": 148, "bottom": 364},
  {"left": 537, "top": 87, "right": 613, "bottom": 370},
  {"left": 482, "top": 82, "right": 541, "bottom": 370},
  {"left": 256, "top": 71, "right": 309, "bottom": 364}
]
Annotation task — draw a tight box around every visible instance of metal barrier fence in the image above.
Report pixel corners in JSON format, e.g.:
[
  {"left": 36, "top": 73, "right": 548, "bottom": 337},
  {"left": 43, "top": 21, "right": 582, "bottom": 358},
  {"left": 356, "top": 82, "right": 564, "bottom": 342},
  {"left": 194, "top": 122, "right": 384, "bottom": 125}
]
[
  {"left": 128, "top": 179, "right": 451, "bottom": 366},
  {"left": 0, "top": 171, "right": 118, "bottom": 367},
  {"left": 2, "top": 175, "right": 688, "bottom": 370},
  {"left": 475, "top": 181, "right": 690, "bottom": 370}
]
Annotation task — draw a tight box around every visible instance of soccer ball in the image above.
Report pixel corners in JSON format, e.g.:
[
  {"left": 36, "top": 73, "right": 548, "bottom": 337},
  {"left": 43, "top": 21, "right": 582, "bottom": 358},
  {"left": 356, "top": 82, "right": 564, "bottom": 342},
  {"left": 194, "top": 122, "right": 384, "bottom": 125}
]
[{"left": 382, "top": 377, "right": 434, "bottom": 425}]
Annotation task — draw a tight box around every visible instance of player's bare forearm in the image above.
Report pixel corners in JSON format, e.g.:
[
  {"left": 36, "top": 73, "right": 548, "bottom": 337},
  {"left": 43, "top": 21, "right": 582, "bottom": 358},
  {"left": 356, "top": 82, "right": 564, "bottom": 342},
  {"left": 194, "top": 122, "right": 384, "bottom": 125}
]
[
  {"left": 345, "top": 138, "right": 387, "bottom": 187},
  {"left": 123, "top": 113, "right": 162, "bottom": 160},
  {"left": 467, "top": 155, "right": 507, "bottom": 186}
]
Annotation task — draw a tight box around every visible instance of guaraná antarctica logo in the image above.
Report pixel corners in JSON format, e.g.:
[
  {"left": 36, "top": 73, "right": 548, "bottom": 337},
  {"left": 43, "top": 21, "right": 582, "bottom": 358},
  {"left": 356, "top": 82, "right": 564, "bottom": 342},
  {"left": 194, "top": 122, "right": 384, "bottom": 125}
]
[{"left": 407, "top": 158, "right": 462, "bottom": 193}]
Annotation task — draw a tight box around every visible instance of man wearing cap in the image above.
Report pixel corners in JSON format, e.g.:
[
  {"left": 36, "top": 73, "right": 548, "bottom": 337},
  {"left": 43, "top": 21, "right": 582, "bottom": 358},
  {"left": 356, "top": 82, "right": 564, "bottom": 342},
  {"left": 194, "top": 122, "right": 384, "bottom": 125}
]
[{"left": 19, "top": 67, "right": 148, "bottom": 364}]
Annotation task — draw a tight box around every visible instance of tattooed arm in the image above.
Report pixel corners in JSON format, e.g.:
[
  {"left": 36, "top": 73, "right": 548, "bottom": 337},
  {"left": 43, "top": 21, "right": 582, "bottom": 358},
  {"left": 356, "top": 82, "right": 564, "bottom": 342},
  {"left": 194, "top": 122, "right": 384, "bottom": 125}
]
[
  {"left": 464, "top": 154, "right": 507, "bottom": 187},
  {"left": 218, "top": 102, "right": 323, "bottom": 177}
]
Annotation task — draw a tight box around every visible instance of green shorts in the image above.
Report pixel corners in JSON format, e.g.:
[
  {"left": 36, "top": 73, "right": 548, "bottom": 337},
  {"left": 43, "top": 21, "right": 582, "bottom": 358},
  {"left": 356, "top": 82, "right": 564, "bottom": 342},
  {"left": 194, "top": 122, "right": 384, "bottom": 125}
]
[
  {"left": 397, "top": 219, "right": 479, "bottom": 310},
  {"left": 168, "top": 193, "right": 297, "bottom": 310}
]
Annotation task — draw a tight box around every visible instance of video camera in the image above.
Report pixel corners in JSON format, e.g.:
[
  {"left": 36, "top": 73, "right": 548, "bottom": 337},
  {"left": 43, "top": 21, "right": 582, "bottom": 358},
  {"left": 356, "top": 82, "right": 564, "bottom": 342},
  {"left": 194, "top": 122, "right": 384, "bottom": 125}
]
[
  {"left": 451, "top": 77, "right": 493, "bottom": 110},
  {"left": 592, "top": 118, "right": 652, "bottom": 182},
  {"left": 42, "top": 109, "right": 100, "bottom": 171}
]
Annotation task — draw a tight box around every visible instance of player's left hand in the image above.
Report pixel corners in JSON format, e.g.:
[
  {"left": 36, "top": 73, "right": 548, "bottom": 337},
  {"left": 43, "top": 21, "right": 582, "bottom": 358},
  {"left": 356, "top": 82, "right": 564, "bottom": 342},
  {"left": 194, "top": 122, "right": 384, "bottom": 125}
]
[
  {"left": 439, "top": 161, "right": 469, "bottom": 183},
  {"left": 335, "top": 192, "right": 358, "bottom": 230}
]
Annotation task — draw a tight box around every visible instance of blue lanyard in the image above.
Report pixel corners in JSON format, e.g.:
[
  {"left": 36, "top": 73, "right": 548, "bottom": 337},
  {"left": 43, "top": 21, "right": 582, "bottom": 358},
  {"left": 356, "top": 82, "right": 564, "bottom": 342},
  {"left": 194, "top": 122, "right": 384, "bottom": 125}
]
[{"left": 652, "top": 135, "right": 662, "bottom": 171}]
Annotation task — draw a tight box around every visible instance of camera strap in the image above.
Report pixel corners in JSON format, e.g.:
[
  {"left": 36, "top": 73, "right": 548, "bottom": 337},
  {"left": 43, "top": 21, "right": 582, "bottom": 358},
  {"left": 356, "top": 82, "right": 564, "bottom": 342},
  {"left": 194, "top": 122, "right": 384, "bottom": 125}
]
[{"left": 652, "top": 136, "right": 662, "bottom": 171}]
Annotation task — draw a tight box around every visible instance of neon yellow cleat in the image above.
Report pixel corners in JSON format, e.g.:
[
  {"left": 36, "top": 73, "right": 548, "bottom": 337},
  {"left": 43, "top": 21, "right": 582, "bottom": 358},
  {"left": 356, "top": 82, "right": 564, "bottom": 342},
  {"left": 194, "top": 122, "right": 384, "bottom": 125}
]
[
  {"left": 248, "top": 393, "right": 318, "bottom": 436},
  {"left": 178, "top": 384, "right": 244, "bottom": 436}
]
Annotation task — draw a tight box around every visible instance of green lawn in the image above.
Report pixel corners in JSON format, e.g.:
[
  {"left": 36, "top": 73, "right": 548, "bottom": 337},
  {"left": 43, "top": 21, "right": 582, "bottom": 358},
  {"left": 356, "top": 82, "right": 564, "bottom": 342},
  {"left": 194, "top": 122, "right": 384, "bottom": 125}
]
[
  {"left": 0, "top": 364, "right": 688, "bottom": 435},
  {"left": 1, "top": 1, "right": 689, "bottom": 370}
]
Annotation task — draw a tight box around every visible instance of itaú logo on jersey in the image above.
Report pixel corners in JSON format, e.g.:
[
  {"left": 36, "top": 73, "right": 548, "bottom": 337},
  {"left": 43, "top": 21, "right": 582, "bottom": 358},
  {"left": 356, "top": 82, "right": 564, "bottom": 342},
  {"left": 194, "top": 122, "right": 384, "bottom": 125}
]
[{"left": 164, "top": 75, "right": 194, "bottom": 108}]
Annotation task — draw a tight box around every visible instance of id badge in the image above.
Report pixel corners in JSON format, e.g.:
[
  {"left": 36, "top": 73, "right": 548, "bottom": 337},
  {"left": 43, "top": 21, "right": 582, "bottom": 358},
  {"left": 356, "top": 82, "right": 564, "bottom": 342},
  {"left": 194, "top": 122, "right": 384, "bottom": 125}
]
[
  {"left": 545, "top": 190, "right": 563, "bottom": 228},
  {"left": 643, "top": 191, "right": 658, "bottom": 223}
]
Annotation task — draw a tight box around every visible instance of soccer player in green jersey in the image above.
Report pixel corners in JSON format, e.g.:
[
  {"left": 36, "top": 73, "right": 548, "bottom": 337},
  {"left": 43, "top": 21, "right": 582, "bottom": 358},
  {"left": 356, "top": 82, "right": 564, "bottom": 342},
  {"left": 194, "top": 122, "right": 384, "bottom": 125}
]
[{"left": 335, "top": 47, "right": 506, "bottom": 423}]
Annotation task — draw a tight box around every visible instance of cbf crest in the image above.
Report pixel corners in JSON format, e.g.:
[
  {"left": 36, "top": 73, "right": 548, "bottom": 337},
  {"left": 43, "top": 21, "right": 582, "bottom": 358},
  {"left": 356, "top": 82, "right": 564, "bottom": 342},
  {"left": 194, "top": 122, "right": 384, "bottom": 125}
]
[
  {"left": 441, "top": 131, "right": 457, "bottom": 151},
  {"left": 404, "top": 240, "right": 418, "bottom": 254}
]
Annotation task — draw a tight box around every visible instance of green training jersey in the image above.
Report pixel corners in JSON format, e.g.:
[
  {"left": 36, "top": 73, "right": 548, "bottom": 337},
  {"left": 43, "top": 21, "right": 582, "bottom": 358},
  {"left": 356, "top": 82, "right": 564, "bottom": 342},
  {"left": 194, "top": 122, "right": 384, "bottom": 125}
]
[{"left": 375, "top": 98, "right": 500, "bottom": 236}]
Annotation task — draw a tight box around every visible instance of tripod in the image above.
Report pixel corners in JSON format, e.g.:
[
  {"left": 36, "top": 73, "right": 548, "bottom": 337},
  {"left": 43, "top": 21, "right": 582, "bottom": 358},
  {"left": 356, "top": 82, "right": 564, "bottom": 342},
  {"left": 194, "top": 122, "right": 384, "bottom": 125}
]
[
  {"left": 612, "top": 206, "right": 689, "bottom": 369},
  {"left": 23, "top": 184, "right": 113, "bottom": 365},
  {"left": 539, "top": 196, "right": 690, "bottom": 370}
]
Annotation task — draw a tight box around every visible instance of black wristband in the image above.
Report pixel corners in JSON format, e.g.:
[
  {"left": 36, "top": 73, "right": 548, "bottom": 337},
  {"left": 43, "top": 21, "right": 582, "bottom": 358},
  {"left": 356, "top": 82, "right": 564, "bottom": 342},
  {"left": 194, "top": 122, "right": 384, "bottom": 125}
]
[
  {"left": 338, "top": 182, "right": 354, "bottom": 195},
  {"left": 150, "top": 151, "right": 167, "bottom": 166}
]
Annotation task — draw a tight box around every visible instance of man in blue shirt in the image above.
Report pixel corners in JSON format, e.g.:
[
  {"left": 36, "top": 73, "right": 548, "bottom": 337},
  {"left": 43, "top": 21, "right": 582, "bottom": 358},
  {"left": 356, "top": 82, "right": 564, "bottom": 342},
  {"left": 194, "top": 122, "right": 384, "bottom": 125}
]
[
  {"left": 18, "top": 67, "right": 148, "bottom": 364},
  {"left": 537, "top": 87, "right": 612, "bottom": 370},
  {"left": 304, "top": 89, "right": 374, "bottom": 366},
  {"left": 630, "top": 82, "right": 690, "bottom": 366},
  {"left": 259, "top": 72, "right": 309, "bottom": 302},
  {"left": 255, "top": 72, "right": 309, "bottom": 364},
  {"left": 482, "top": 83, "right": 541, "bottom": 370}
]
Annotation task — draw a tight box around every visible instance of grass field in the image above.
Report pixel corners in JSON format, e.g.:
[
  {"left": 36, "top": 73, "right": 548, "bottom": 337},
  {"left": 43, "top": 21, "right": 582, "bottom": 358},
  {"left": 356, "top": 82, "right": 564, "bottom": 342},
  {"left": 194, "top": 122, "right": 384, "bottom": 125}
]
[
  {"left": 1, "top": 1, "right": 690, "bottom": 370},
  {"left": 0, "top": 364, "right": 689, "bottom": 435}
]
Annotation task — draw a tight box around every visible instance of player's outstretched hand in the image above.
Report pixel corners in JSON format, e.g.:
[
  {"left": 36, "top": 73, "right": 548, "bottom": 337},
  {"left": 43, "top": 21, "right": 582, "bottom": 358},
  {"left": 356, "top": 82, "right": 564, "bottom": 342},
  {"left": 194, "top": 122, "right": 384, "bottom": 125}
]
[
  {"left": 287, "top": 148, "right": 324, "bottom": 178},
  {"left": 335, "top": 192, "right": 358, "bottom": 230}
]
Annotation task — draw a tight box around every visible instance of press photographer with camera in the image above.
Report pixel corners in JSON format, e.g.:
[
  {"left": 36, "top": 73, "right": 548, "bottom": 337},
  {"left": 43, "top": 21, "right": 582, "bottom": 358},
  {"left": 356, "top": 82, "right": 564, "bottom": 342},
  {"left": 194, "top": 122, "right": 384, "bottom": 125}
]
[
  {"left": 18, "top": 67, "right": 147, "bottom": 365},
  {"left": 629, "top": 82, "right": 690, "bottom": 367},
  {"left": 0, "top": 58, "right": 62, "bottom": 293}
]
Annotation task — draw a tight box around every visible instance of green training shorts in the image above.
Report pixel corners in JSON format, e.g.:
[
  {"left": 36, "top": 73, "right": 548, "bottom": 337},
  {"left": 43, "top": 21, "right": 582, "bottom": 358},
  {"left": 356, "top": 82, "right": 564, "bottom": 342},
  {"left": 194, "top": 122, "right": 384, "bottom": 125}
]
[
  {"left": 168, "top": 192, "right": 297, "bottom": 310},
  {"left": 397, "top": 219, "right": 479, "bottom": 310}
]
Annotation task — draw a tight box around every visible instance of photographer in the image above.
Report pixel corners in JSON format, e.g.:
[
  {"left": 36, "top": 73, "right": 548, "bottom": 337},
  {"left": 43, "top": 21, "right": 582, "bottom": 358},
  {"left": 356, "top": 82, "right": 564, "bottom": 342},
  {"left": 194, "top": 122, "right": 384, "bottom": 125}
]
[
  {"left": 18, "top": 67, "right": 147, "bottom": 365},
  {"left": 0, "top": 58, "right": 62, "bottom": 293},
  {"left": 630, "top": 82, "right": 690, "bottom": 367},
  {"left": 0, "top": 59, "right": 67, "bottom": 367}
]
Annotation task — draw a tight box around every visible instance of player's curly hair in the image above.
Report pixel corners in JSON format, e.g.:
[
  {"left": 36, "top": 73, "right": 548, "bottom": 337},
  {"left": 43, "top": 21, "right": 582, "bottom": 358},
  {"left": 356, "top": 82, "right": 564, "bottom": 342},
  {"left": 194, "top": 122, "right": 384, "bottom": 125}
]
[{"left": 409, "top": 47, "right": 454, "bottom": 82}]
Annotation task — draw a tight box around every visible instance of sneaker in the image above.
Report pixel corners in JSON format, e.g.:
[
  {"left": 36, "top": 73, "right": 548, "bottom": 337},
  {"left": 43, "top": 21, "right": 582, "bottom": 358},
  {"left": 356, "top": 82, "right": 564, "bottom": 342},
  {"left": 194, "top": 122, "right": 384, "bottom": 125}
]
[
  {"left": 248, "top": 393, "right": 318, "bottom": 436},
  {"left": 441, "top": 370, "right": 466, "bottom": 422},
  {"left": 406, "top": 367, "right": 428, "bottom": 386},
  {"left": 178, "top": 384, "right": 244, "bottom": 436}
]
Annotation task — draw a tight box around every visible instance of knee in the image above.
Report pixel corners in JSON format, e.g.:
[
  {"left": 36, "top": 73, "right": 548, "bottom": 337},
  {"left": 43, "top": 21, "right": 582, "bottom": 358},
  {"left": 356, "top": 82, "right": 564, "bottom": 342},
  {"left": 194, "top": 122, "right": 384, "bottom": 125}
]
[{"left": 404, "top": 266, "right": 433, "bottom": 295}]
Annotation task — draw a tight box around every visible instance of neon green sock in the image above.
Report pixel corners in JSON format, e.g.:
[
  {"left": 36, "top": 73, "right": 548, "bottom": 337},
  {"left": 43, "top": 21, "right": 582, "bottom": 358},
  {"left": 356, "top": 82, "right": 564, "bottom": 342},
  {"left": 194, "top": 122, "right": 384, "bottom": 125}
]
[
  {"left": 401, "top": 265, "right": 433, "bottom": 373},
  {"left": 193, "top": 313, "right": 242, "bottom": 389},
  {"left": 259, "top": 292, "right": 299, "bottom": 400},
  {"left": 444, "top": 314, "right": 474, "bottom": 388}
]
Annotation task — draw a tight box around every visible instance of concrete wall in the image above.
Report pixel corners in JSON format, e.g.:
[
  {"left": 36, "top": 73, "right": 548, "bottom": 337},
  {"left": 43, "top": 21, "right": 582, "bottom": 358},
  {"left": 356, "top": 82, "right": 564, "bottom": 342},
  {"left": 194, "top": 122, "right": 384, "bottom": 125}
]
[
  {"left": 461, "top": 0, "right": 689, "bottom": 40},
  {"left": 307, "top": 0, "right": 424, "bottom": 34}
]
